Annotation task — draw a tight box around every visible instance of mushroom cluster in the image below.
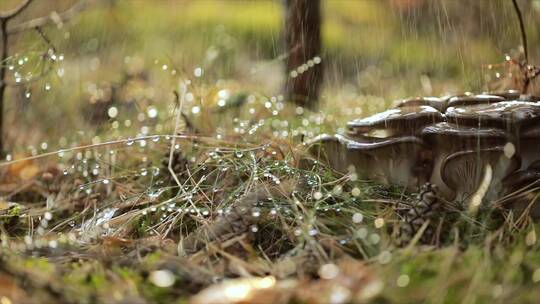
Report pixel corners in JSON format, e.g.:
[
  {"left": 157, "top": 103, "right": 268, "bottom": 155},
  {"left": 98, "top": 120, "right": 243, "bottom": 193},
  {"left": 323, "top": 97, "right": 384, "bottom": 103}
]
[{"left": 309, "top": 91, "right": 540, "bottom": 214}]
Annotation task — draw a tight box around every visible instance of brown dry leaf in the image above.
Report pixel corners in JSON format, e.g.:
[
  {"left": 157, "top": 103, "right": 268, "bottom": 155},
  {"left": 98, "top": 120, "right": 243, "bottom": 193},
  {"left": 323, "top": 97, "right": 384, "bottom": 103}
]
[
  {"left": 0, "top": 200, "right": 10, "bottom": 211},
  {"left": 0, "top": 273, "right": 32, "bottom": 304},
  {"left": 18, "top": 165, "right": 39, "bottom": 181},
  {"left": 6, "top": 155, "right": 39, "bottom": 181}
]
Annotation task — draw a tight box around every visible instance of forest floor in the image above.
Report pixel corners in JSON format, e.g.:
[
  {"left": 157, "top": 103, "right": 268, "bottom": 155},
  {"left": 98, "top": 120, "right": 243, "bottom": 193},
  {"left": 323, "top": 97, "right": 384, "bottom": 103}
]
[
  {"left": 2, "top": 1, "right": 540, "bottom": 303},
  {"left": 2, "top": 88, "right": 540, "bottom": 304}
]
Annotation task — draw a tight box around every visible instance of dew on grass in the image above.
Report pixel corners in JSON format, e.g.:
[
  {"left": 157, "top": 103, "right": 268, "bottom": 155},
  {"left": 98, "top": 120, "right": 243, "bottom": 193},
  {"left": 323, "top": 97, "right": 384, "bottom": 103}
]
[
  {"left": 147, "top": 106, "right": 158, "bottom": 118},
  {"left": 374, "top": 218, "right": 384, "bottom": 228},
  {"left": 106, "top": 106, "right": 118, "bottom": 118},
  {"left": 251, "top": 208, "right": 261, "bottom": 218},
  {"left": 397, "top": 274, "right": 410, "bottom": 287},
  {"left": 369, "top": 233, "right": 380, "bottom": 244},
  {"left": 352, "top": 213, "right": 363, "bottom": 223}
]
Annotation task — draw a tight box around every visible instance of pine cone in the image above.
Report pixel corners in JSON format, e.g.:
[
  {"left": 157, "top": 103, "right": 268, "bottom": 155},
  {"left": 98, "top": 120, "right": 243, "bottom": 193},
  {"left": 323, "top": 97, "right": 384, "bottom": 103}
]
[{"left": 398, "top": 183, "right": 444, "bottom": 246}]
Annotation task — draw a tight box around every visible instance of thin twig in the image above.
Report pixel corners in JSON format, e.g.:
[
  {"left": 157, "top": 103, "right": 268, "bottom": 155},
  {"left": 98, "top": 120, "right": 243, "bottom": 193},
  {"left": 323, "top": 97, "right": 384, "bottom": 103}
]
[
  {"left": 168, "top": 84, "right": 205, "bottom": 218},
  {"left": 7, "top": 0, "right": 86, "bottom": 35},
  {"left": 34, "top": 26, "right": 57, "bottom": 53},
  {"left": 0, "top": 134, "right": 223, "bottom": 167},
  {"left": 0, "top": 0, "right": 33, "bottom": 20},
  {"left": 512, "top": 0, "right": 528, "bottom": 62}
]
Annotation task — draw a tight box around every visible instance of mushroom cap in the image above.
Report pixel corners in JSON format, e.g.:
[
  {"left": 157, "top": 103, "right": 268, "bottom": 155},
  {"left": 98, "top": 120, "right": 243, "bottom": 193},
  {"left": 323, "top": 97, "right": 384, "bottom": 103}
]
[
  {"left": 421, "top": 122, "right": 509, "bottom": 147},
  {"left": 486, "top": 90, "right": 521, "bottom": 100},
  {"left": 487, "top": 90, "right": 540, "bottom": 102},
  {"left": 447, "top": 94, "right": 505, "bottom": 108},
  {"left": 502, "top": 169, "right": 540, "bottom": 190},
  {"left": 347, "top": 105, "right": 444, "bottom": 136},
  {"left": 441, "top": 147, "right": 521, "bottom": 200},
  {"left": 396, "top": 96, "right": 447, "bottom": 112},
  {"left": 445, "top": 101, "right": 540, "bottom": 129},
  {"left": 344, "top": 134, "right": 425, "bottom": 151}
]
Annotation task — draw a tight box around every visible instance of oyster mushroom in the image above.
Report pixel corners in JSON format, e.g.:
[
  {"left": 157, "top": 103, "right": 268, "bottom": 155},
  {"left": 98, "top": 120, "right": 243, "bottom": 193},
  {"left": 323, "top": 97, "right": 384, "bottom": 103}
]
[
  {"left": 445, "top": 101, "right": 540, "bottom": 132},
  {"left": 441, "top": 147, "right": 520, "bottom": 204},
  {"left": 487, "top": 90, "right": 521, "bottom": 100},
  {"left": 487, "top": 90, "right": 540, "bottom": 102},
  {"left": 347, "top": 105, "right": 444, "bottom": 138},
  {"left": 446, "top": 94, "right": 505, "bottom": 108},
  {"left": 307, "top": 134, "right": 431, "bottom": 189},
  {"left": 421, "top": 122, "right": 510, "bottom": 200},
  {"left": 396, "top": 96, "right": 447, "bottom": 112},
  {"left": 307, "top": 134, "right": 375, "bottom": 174}
]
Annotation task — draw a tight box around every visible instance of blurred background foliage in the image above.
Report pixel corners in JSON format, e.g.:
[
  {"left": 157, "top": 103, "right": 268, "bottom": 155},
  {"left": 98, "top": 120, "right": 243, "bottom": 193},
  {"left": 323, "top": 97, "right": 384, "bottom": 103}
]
[{"left": 1, "top": 0, "right": 540, "bottom": 150}]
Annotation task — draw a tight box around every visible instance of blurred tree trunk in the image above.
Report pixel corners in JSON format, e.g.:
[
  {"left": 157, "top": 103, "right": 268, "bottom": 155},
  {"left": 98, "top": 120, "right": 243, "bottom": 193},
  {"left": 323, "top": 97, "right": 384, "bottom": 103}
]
[{"left": 284, "top": 0, "right": 322, "bottom": 110}]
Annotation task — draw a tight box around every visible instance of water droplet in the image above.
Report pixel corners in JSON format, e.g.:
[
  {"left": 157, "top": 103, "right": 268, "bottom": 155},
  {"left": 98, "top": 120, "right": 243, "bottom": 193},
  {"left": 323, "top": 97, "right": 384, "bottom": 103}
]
[
  {"left": 126, "top": 138, "right": 134, "bottom": 146},
  {"left": 147, "top": 106, "right": 158, "bottom": 118},
  {"left": 397, "top": 274, "right": 410, "bottom": 287},
  {"left": 108, "top": 106, "right": 118, "bottom": 118},
  {"left": 352, "top": 213, "right": 363, "bottom": 223},
  {"left": 374, "top": 218, "right": 385, "bottom": 228},
  {"left": 44, "top": 212, "right": 53, "bottom": 220}
]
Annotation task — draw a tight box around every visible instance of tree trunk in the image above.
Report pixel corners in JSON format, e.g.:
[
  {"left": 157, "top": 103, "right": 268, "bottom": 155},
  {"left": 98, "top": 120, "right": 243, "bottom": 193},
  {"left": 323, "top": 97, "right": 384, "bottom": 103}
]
[
  {"left": 284, "top": 0, "right": 322, "bottom": 110},
  {"left": 0, "top": 20, "right": 8, "bottom": 156}
]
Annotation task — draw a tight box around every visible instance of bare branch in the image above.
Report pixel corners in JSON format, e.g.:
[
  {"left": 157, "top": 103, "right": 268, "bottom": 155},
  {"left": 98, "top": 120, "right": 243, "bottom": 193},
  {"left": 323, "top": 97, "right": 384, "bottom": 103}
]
[
  {"left": 7, "top": 0, "right": 86, "bottom": 35},
  {"left": 0, "top": 0, "right": 33, "bottom": 21}
]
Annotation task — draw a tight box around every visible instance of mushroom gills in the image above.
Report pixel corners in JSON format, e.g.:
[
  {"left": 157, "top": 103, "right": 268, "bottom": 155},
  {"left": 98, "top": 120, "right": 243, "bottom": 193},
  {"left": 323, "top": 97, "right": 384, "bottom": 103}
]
[
  {"left": 421, "top": 122, "right": 510, "bottom": 200},
  {"left": 306, "top": 134, "right": 381, "bottom": 179},
  {"left": 441, "top": 148, "right": 521, "bottom": 204}
]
